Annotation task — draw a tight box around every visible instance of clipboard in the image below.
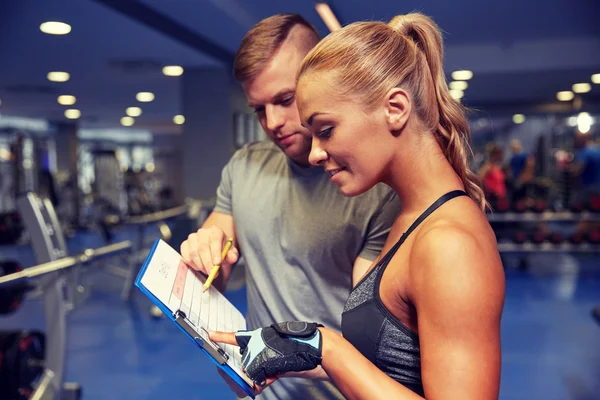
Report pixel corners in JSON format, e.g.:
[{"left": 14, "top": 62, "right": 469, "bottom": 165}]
[{"left": 135, "top": 238, "right": 256, "bottom": 398}]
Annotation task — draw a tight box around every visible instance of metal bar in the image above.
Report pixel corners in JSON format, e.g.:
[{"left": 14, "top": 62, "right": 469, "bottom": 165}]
[
  {"left": 497, "top": 242, "right": 600, "bottom": 253},
  {"left": 125, "top": 204, "right": 189, "bottom": 225},
  {"left": 30, "top": 369, "right": 57, "bottom": 400},
  {"left": 0, "top": 241, "right": 132, "bottom": 285},
  {"left": 488, "top": 211, "right": 600, "bottom": 222}
]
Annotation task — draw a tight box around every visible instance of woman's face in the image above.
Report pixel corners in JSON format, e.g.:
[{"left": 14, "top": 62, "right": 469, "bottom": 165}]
[{"left": 297, "top": 72, "right": 397, "bottom": 197}]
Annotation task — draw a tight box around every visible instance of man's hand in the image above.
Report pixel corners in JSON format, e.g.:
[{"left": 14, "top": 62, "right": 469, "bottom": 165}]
[{"left": 180, "top": 226, "right": 239, "bottom": 276}]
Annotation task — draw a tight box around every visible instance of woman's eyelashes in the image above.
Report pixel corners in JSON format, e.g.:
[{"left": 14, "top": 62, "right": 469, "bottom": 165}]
[{"left": 317, "top": 127, "right": 333, "bottom": 139}]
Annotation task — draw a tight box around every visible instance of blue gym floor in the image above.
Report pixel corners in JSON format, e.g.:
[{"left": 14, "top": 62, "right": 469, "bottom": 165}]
[{"left": 2, "top": 227, "right": 600, "bottom": 400}]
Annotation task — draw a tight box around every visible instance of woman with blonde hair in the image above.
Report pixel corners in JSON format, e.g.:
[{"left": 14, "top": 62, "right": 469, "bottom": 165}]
[{"left": 212, "top": 12, "right": 505, "bottom": 399}]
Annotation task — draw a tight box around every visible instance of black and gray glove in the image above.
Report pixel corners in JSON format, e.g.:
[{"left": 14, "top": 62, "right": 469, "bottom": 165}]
[{"left": 235, "top": 321, "right": 323, "bottom": 386}]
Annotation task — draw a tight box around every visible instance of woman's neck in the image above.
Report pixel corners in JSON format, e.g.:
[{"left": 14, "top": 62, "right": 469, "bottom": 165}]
[{"left": 382, "top": 130, "right": 465, "bottom": 215}]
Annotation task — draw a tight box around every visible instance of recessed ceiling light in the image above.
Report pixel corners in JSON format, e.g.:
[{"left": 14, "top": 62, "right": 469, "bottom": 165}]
[
  {"left": 121, "top": 116, "right": 135, "bottom": 127},
  {"left": 557, "top": 91, "right": 574, "bottom": 101},
  {"left": 512, "top": 114, "right": 526, "bottom": 124},
  {"left": 449, "top": 81, "right": 468, "bottom": 91},
  {"left": 592, "top": 73, "right": 600, "bottom": 84},
  {"left": 136, "top": 92, "right": 155, "bottom": 102},
  {"left": 449, "top": 89, "right": 464, "bottom": 100},
  {"left": 47, "top": 71, "right": 70, "bottom": 82},
  {"left": 162, "top": 66, "right": 184, "bottom": 77},
  {"left": 572, "top": 83, "right": 591, "bottom": 94},
  {"left": 126, "top": 107, "right": 142, "bottom": 117},
  {"left": 40, "top": 21, "right": 71, "bottom": 35},
  {"left": 57, "top": 95, "right": 76, "bottom": 106},
  {"left": 577, "top": 112, "right": 592, "bottom": 134},
  {"left": 173, "top": 115, "right": 185, "bottom": 125},
  {"left": 64, "top": 109, "right": 80, "bottom": 119},
  {"left": 451, "top": 70, "right": 473, "bottom": 81}
]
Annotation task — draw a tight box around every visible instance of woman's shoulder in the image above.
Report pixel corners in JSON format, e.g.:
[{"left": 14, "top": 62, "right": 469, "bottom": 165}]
[{"left": 407, "top": 203, "right": 503, "bottom": 298}]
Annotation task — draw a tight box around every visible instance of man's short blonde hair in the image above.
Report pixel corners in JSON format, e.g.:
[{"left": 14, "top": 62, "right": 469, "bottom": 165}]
[{"left": 233, "top": 13, "right": 320, "bottom": 83}]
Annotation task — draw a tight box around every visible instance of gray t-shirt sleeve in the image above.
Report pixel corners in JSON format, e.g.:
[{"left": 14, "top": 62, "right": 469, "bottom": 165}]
[
  {"left": 213, "top": 149, "right": 244, "bottom": 216},
  {"left": 358, "top": 191, "right": 401, "bottom": 261}
]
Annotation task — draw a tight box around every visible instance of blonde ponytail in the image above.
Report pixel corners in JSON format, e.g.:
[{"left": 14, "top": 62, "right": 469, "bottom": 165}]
[
  {"left": 388, "top": 14, "right": 487, "bottom": 210},
  {"left": 298, "top": 13, "right": 487, "bottom": 210}
]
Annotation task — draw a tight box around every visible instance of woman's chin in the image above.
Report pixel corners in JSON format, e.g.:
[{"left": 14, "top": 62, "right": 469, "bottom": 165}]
[{"left": 338, "top": 183, "right": 368, "bottom": 198}]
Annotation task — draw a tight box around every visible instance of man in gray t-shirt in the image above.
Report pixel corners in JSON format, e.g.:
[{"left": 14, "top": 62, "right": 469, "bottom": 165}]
[{"left": 180, "top": 14, "right": 400, "bottom": 400}]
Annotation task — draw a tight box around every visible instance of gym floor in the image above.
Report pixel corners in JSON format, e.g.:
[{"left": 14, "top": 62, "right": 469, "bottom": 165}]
[{"left": 2, "top": 227, "right": 600, "bottom": 400}]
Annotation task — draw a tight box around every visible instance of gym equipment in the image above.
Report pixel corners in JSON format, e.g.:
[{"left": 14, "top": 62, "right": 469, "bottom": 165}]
[
  {"left": 532, "top": 199, "right": 547, "bottom": 213},
  {"left": 570, "top": 200, "right": 585, "bottom": 213},
  {"left": 0, "top": 211, "right": 23, "bottom": 245},
  {"left": 0, "top": 261, "right": 33, "bottom": 314},
  {"left": 0, "top": 330, "right": 45, "bottom": 400},
  {"left": 549, "top": 232, "right": 564, "bottom": 245},
  {"left": 495, "top": 197, "right": 510, "bottom": 213},
  {"left": 9, "top": 191, "right": 132, "bottom": 399},
  {"left": 513, "top": 199, "right": 528, "bottom": 213},
  {"left": 589, "top": 195, "right": 600, "bottom": 213},
  {"left": 92, "top": 149, "right": 126, "bottom": 217},
  {"left": 513, "top": 231, "right": 527, "bottom": 244},
  {"left": 588, "top": 229, "right": 600, "bottom": 244},
  {"left": 569, "top": 232, "right": 585, "bottom": 245},
  {"left": 531, "top": 229, "right": 548, "bottom": 244}
]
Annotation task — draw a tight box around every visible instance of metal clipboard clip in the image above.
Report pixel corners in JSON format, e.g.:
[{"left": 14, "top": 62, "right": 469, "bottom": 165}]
[{"left": 173, "top": 310, "right": 229, "bottom": 364}]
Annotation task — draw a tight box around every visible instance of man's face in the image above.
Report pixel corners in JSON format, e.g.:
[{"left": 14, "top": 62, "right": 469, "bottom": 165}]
[{"left": 242, "top": 39, "right": 313, "bottom": 166}]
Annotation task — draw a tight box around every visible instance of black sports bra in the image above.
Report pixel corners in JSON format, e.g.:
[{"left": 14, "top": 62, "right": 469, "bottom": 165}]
[{"left": 341, "top": 190, "right": 468, "bottom": 396}]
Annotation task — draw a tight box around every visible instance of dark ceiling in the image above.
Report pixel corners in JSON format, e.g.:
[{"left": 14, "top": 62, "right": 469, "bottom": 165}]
[{"left": 0, "top": 0, "right": 599, "bottom": 133}]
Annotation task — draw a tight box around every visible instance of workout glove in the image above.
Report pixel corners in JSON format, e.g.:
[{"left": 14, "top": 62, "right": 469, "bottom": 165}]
[{"left": 235, "top": 321, "right": 323, "bottom": 386}]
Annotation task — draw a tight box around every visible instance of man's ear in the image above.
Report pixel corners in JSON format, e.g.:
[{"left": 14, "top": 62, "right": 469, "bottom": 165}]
[{"left": 385, "top": 88, "right": 411, "bottom": 133}]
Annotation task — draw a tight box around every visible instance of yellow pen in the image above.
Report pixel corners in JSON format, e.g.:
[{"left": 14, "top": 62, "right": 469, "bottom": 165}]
[{"left": 202, "top": 237, "right": 233, "bottom": 292}]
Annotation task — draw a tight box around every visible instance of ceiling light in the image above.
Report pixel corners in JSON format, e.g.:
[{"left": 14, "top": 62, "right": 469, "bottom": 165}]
[
  {"left": 451, "top": 70, "right": 473, "bottom": 81},
  {"left": 57, "top": 95, "right": 76, "bottom": 106},
  {"left": 576, "top": 112, "right": 593, "bottom": 134},
  {"left": 556, "top": 91, "right": 574, "bottom": 101},
  {"left": 567, "top": 116, "right": 578, "bottom": 127},
  {"left": 315, "top": 2, "right": 342, "bottom": 32},
  {"left": 47, "top": 71, "right": 70, "bottom": 82},
  {"left": 449, "top": 81, "right": 468, "bottom": 91},
  {"left": 512, "top": 114, "right": 526, "bottom": 124},
  {"left": 572, "top": 83, "right": 591, "bottom": 94},
  {"left": 40, "top": 21, "right": 71, "bottom": 35},
  {"left": 449, "top": 89, "right": 464, "bottom": 100},
  {"left": 64, "top": 109, "right": 80, "bottom": 119},
  {"left": 121, "top": 116, "right": 135, "bottom": 127},
  {"left": 126, "top": 107, "right": 142, "bottom": 117},
  {"left": 136, "top": 92, "right": 154, "bottom": 102},
  {"left": 592, "top": 74, "right": 600, "bottom": 84},
  {"left": 162, "top": 66, "right": 184, "bottom": 77},
  {"left": 173, "top": 115, "right": 185, "bottom": 125}
]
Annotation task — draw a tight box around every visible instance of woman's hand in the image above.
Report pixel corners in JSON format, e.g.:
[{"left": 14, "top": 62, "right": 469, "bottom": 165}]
[{"left": 209, "top": 321, "right": 324, "bottom": 388}]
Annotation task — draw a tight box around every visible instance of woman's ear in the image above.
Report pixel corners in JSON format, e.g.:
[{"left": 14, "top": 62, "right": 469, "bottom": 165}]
[{"left": 385, "top": 88, "right": 411, "bottom": 133}]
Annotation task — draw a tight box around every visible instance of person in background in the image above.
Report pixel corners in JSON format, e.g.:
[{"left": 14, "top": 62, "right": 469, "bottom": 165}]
[
  {"left": 478, "top": 143, "right": 507, "bottom": 201},
  {"left": 508, "top": 139, "right": 536, "bottom": 201},
  {"left": 212, "top": 12, "right": 505, "bottom": 400},
  {"left": 572, "top": 132, "right": 600, "bottom": 190},
  {"left": 180, "top": 13, "right": 400, "bottom": 400}
]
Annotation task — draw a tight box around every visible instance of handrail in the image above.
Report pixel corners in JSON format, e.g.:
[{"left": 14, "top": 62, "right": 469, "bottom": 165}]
[
  {"left": 0, "top": 240, "right": 132, "bottom": 285},
  {"left": 488, "top": 211, "right": 600, "bottom": 222},
  {"left": 125, "top": 204, "right": 189, "bottom": 225}
]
